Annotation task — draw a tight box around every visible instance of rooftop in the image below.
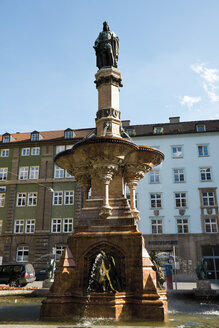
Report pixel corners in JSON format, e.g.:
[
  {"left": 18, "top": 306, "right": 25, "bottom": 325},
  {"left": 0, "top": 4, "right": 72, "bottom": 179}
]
[{"left": 0, "top": 118, "right": 218, "bottom": 145}]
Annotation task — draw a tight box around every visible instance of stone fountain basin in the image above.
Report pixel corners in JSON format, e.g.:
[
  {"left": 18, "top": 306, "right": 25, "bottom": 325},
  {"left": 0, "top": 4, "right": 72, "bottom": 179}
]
[{"left": 55, "top": 137, "right": 164, "bottom": 174}]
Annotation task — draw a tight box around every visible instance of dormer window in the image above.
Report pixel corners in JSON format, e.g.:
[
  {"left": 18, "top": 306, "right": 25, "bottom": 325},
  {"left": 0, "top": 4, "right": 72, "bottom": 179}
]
[
  {"left": 64, "top": 129, "right": 74, "bottom": 139},
  {"left": 196, "top": 124, "right": 206, "bottom": 132},
  {"left": 125, "top": 128, "right": 136, "bottom": 137},
  {"left": 153, "top": 127, "right": 163, "bottom": 134},
  {"left": 2, "top": 133, "right": 10, "bottom": 143},
  {"left": 31, "top": 131, "right": 39, "bottom": 141}
]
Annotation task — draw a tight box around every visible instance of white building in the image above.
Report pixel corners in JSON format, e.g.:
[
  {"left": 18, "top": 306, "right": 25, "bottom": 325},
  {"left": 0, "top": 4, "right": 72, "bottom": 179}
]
[{"left": 124, "top": 117, "right": 219, "bottom": 280}]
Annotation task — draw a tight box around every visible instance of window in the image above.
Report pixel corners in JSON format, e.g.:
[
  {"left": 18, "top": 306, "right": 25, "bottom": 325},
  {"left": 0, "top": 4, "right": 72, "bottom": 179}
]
[
  {"left": 150, "top": 193, "right": 162, "bottom": 208},
  {"left": 19, "top": 167, "right": 28, "bottom": 180},
  {"left": 0, "top": 193, "right": 5, "bottom": 207},
  {"left": 173, "top": 169, "right": 185, "bottom": 182},
  {"left": 175, "top": 193, "right": 187, "bottom": 208},
  {"left": 14, "top": 219, "right": 35, "bottom": 233},
  {"left": 126, "top": 192, "right": 138, "bottom": 208},
  {"left": 149, "top": 169, "right": 160, "bottom": 184},
  {"left": 27, "top": 192, "right": 37, "bottom": 206},
  {"left": 200, "top": 168, "right": 212, "bottom": 181},
  {"left": 202, "top": 192, "right": 215, "bottom": 206},
  {"left": 198, "top": 145, "right": 209, "bottom": 157},
  {"left": 125, "top": 128, "right": 136, "bottom": 137},
  {"left": 151, "top": 219, "right": 163, "bottom": 234},
  {"left": 177, "top": 218, "right": 189, "bottom": 233},
  {"left": 56, "top": 145, "right": 65, "bottom": 154},
  {"left": 29, "top": 166, "right": 39, "bottom": 179},
  {"left": 21, "top": 148, "right": 30, "bottom": 156},
  {"left": 54, "top": 165, "right": 64, "bottom": 178},
  {"left": 53, "top": 191, "right": 63, "bottom": 205},
  {"left": 172, "top": 146, "right": 183, "bottom": 158},
  {"left": 64, "top": 191, "right": 74, "bottom": 205},
  {"left": 55, "top": 162, "right": 72, "bottom": 179},
  {"left": 2, "top": 134, "right": 10, "bottom": 143},
  {"left": 63, "top": 218, "right": 73, "bottom": 233},
  {"left": 17, "top": 193, "right": 26, "bottom": 207},
  {"left": 14, "top": 220, "right": 24, "bottom": 233},
  {"left": 202, "top": 245, "right": 219, "bottom": 279},
  {"left": 31, "top": 147, "right": 40, "bottom": 155},
  {"left": 204, "top": 218, "right": 218, "bottom": 233},
  {"left": 0, "top": 168, "right": 8, "bottom": 181},
  {"left": 64, "top": 129, "right": 73, "bottom": 139},
  {"left": 25, "top": 220, "right": 35, "bottom": 233},
  {"left": 51, "top": 219, "right": 62, "bottom": 233},
  {"left": 196, "top": 124, "right": 206, "bottom": 132},
  {"left": 1, "top": 149, "right": 9, "bottom": 157},
  {"left": 16, "top": 246, "right": 29, "bottom": 262},
  {"left": 65, "top": 170, "right": 74, "bottom": 178},
  {"left": 153, "top": 127, "right": 163, "bottom": 134},
  {"left": 55, "top": 246, "right": 65, "bottom": 261},
  {"left": 66, "top": 145, "right": 73, "bottom": 150},
  {"left": 31, "top": 132, "right": 39, "bottom": 141}
]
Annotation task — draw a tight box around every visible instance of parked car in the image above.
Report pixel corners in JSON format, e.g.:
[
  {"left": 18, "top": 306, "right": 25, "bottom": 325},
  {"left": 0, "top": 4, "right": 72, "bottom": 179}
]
[
  {"left": 35, "top": 269, "right": 48, "bottom": 281},
  {"left": 0, "top": 263, "right": 36, "bottom": 287}
]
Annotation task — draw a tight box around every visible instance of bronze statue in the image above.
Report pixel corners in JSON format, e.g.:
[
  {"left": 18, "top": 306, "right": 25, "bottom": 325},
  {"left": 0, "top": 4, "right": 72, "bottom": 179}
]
[
  {"left": 150, "top": 252, "right": 166, "bottom": 289},
  {"left": 196, "top": 258, "right": 208, "bottom": 280},
  {"left": 94, "top": 21, "right": 119, "bottom": 69},
  {"left": 46, "top": 258, "right": 56, "bottom": 280},
  {"left": 87, "top": 250, "right": 122, "bottom": 293}
]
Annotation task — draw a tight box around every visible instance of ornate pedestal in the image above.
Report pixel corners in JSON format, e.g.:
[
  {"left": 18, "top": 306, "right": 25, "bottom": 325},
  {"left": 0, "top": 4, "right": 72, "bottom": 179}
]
[{"left": 194, "top": 280, "right": 217, "bottom": 297}]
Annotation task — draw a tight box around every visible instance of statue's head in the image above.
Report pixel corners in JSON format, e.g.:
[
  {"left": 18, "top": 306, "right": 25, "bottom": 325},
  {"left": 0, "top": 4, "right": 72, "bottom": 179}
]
[{"left": 103, "top": 21, "right": 110, "bottom": 31}]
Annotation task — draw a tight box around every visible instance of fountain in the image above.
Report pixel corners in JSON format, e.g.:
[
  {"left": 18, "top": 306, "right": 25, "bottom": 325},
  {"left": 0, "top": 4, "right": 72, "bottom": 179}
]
[{"left": 40, "top": 21, "right": 167, "bottom": 321}]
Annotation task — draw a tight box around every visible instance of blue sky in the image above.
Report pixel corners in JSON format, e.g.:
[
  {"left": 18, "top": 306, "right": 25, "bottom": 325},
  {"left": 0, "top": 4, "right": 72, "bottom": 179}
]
[{"left": 1, "top": 0, "right": 219, "bottom": 134}]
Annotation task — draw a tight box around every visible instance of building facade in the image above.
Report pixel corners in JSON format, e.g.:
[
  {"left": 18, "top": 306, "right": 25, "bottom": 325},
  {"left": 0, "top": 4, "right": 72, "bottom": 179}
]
[
  {"left": 126, "top": 117, "right": 219, "bottom": 280},
  {"left": 0, "top": 118, "right": 219, "bottom": 280},
  {"left": 0, "top": 128, "right": 92, "bottom": 270}
]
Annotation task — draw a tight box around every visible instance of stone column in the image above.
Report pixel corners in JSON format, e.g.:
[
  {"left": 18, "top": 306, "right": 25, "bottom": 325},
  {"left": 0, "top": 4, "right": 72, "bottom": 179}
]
[
  {"left": 127, "top": 181, "right": 139, "bottom": 218},
  {"left": 95, "top": 67, "right": 123, "bottom": 138},
  {"left": 103, "top": 178, "right": 110, "bottom": 208},
  {"left": 92, "top": 163, "right": 118, "bottom": 219},
  {"left": 125, "top": 164, "right": 151, "bottom": 221}
]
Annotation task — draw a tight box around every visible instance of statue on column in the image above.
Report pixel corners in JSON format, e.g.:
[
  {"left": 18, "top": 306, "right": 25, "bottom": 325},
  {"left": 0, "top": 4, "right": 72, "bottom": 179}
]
[{"left": 94, "top": 21, "right": 119, "bottom": 69}]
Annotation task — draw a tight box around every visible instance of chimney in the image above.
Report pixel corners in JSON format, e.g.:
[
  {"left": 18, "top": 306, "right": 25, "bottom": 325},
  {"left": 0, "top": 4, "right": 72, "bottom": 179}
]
[
  {"left": 169, "top": 117, "right": 180, "bottom": 123},
  {"left": 122, "top": 120, "right": 130, "bottom": 127}
]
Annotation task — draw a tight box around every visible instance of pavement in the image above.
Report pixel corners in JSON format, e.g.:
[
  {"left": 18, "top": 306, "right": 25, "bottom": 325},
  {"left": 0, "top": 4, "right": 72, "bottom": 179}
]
[
  {"left": 165, "top": 280, "right": 219, "bottom": 291},
  {"left": 0, "top": 280, "right": 219, "bottom": 297},
  {"left": 1, "top": 279, "right": 219, "bottom": 291},
  {"left": 24, "top": 279, "right": 219, "bottom": 290}
]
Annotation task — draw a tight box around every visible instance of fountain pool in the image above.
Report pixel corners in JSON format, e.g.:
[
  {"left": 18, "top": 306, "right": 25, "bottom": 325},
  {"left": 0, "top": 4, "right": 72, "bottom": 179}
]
[{"left": 0, "top": 296, "right": 219, "bottom": 327}]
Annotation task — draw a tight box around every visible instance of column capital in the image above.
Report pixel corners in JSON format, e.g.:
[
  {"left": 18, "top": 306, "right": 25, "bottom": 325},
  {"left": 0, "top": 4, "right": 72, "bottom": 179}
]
[
  {"left": 125, "top": 163, "right": 151, "bottom": 185},
  {"left": 93, "top": 163, "right": 118, "bottom": 182},
  {"left": 74, "top": 166, "right": 91, "bottom": 192}
]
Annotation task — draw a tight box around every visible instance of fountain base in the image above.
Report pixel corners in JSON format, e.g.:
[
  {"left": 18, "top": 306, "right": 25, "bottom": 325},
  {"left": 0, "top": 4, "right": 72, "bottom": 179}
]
[
  {"left": 41, "top": 229, "right": 167, "bottom": 321},
  {"left": 41, "top": 291, "right": 167, "bottom": 321}
]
